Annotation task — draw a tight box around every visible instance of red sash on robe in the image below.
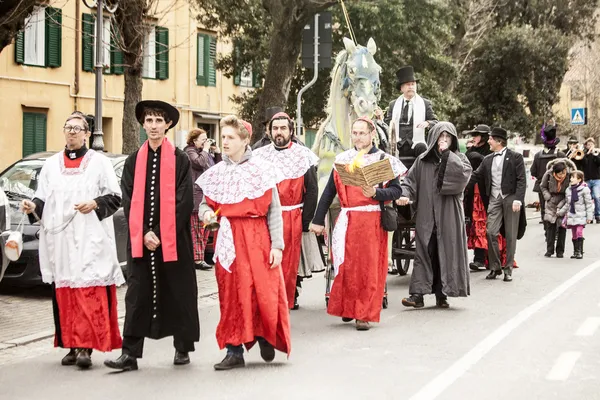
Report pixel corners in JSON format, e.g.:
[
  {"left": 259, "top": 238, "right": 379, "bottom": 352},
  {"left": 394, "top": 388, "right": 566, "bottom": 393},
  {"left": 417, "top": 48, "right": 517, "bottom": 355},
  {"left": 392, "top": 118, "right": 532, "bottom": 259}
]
[{"left": 129, "top": 138, "right": 178, "bottom": 262}]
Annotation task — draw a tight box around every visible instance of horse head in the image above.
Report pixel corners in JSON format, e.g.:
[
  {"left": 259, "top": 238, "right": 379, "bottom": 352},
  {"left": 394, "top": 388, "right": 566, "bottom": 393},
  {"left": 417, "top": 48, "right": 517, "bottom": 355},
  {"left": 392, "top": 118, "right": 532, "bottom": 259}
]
[{"left": 341, "top": 37, "right": 382, "bottom": 118}]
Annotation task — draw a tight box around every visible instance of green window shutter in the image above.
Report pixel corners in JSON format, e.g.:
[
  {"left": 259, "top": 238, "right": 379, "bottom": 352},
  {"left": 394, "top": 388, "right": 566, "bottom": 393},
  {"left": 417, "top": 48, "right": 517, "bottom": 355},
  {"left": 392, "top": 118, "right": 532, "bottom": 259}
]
[
  {"left": 82, "top": 13, "right": 95, "bottom": 72},
  {"left": 196, "top": 34, "right": 207, "bottom": 86},
  {"left": 139, "top": 126, "right": 148, "bottom": 146},
  {"left": 207, "top": 36, "right": 217, "bottom": 87},
  {"left": 110, "top": 24, "right": 124, "bottom": 75},
  {"left": 233, "top": 45, "right": 241, "bottom": 85},
  {"left": 233, "top": 71, "right": 241, "bottom": 86},
  {"left": 45, "top": 7, "right": 62, "bottom": 68},
  {"left": 14, "top": 31, "right": 25, "bottom": 64},
  {"left": 155, "top": 26, "right": 169, "bottom": 80},
  {"left": 22, "top": 113, "right": 47, "bottom": 157}
]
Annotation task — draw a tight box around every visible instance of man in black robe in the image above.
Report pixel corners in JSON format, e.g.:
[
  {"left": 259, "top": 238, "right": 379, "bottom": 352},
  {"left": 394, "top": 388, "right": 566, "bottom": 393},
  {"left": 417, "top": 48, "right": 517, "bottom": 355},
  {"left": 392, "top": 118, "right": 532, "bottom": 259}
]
[{"left": 105, "top": 100, "right": 199, "bottom": 371}]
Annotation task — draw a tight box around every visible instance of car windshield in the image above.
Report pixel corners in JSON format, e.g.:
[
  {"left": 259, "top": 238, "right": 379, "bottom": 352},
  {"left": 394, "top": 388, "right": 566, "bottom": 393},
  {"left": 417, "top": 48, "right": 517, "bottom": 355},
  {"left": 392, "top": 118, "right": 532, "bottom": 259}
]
[{"left": 0, "top": 160, "right": 45, "bottom": 199}]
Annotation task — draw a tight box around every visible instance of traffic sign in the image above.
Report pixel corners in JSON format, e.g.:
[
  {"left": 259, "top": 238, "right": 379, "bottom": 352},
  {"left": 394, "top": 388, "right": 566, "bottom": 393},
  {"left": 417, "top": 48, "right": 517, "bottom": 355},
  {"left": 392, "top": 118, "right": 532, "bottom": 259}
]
[
  {"left": 571, "top": 108, "right": 587, "bottom": 125},
  {"left": 301, "top": 12, "right": 333, "bottom": 69}
]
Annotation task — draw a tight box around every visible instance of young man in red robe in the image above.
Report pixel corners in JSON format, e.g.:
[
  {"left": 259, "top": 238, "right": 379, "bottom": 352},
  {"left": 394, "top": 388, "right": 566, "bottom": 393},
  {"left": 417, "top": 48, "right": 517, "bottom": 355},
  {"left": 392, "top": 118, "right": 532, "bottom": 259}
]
[
  {"left": 310, "top": 117, "right": 406, "bottom": 331},
  {"left": 253, "top": 112, "right": 319, "bottom": 310},
  {"left": 198, "top": 115, "right": 291, "bottom": 370}
]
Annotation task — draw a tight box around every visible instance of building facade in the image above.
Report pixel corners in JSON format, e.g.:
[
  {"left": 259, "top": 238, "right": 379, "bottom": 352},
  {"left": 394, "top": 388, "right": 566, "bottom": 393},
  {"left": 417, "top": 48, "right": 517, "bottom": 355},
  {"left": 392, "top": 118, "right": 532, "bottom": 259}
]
[{"left": 0, "top": 0, "right": 258, "bottom": 171}]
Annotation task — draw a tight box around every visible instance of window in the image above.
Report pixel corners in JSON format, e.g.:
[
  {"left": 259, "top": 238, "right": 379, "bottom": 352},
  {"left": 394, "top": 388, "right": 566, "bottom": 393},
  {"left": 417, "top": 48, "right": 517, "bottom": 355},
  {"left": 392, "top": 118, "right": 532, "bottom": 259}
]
[
  {"left": 22, "top": 112, "right": 47, "bottom": 157},
  {"left": 143, "top": 26, "right": 169, "bottom": 79},
  {"left": 14, "top": 6, "right": 62, "bottom": 68},
  {"left": 197, "top": 33, "right": 216, "bottom": 86},
  {"left": 232, "top": 45, "right": 261, "bottom": 88},
  {"left": 82, "top": 13, "right": 124, "bottom": 74}
]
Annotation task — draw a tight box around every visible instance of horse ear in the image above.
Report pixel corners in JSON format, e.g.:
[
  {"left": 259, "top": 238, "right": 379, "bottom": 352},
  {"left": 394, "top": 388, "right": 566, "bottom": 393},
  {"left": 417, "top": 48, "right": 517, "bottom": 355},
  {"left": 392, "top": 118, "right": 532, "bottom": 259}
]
[
  {"left": 367, "top": 38, "right": 377, "bottom": 55},
  {"left": 343, "top": 37, "right": 356, "bottom": 53}
]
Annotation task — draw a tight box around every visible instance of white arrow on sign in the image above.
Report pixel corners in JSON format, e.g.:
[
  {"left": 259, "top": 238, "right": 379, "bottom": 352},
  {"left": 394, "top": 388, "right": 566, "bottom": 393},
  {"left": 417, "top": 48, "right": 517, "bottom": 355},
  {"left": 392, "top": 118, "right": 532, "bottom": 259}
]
[{"left": 572, "top": 110, "right": 585, "bottom": 124}]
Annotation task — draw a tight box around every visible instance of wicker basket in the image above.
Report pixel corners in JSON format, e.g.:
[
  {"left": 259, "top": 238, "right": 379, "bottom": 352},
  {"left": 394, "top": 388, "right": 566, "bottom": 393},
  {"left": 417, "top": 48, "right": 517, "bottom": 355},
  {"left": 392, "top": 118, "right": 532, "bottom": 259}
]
[{"left": 335, "top": 158, "right": 396, "bottom": 187}]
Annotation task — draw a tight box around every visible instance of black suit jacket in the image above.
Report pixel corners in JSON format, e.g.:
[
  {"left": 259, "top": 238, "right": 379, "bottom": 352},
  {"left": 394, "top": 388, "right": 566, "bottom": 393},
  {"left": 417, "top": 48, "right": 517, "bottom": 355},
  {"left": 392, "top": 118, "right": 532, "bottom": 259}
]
[
  {"left": 469, "top": 148, "right": 527, "bottom": 204},
  {"left": 383, "top": 97, "right": 438, "bottom": 129}
]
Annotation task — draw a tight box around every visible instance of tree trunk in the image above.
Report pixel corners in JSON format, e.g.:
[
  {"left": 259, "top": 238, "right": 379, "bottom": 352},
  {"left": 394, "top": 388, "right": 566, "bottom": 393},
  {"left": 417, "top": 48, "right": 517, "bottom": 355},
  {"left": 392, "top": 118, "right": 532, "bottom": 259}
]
[
  {"left": 122, "top": 70, "right": 143, "bottom": 154},
  {"left": 251, "top": 21, "right": 305, "bottom": 144}
]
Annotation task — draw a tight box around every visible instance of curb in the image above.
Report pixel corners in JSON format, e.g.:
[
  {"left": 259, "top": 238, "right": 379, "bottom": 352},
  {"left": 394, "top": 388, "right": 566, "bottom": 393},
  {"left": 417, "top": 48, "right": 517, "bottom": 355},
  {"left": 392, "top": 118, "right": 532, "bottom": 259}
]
[{"left": 0, "top": 290, "right": 219, "bottom": 351}]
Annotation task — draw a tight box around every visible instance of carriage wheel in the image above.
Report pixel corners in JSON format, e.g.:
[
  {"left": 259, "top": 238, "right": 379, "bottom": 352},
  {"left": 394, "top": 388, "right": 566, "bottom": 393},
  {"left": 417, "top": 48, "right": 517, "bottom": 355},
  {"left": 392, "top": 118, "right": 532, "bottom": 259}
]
[
  {"left": 397, "top": 230, "right": 412, "bottom": 276},
  {"left": 382, "top": 296, "right": 388, "bottom": 309}
]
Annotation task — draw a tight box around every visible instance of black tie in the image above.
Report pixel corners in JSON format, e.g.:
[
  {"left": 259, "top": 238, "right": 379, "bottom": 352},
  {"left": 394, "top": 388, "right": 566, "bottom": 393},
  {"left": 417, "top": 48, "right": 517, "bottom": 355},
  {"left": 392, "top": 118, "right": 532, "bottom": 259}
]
[{"left": 401, "top": 100, "right": 410, "bottom": 124}]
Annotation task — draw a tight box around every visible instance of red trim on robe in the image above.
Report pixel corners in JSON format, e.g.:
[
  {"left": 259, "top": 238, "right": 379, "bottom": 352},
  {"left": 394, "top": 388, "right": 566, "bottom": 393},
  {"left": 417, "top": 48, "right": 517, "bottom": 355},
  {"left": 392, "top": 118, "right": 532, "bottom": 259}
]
[
  {"left": 129, "top": 138, "right": 178, "bottom": 261},
  {"left": 54, "top": 285, "right": 122, "bottom": 351},
  {"left": 328, "top": 171, "right": 388, "bottom": 323},
  {"left": 207, "top": 191, "right": 291, "bottom": 356},
  {"left": 63, "top": 153, "right": 84, "bottom": 168}
]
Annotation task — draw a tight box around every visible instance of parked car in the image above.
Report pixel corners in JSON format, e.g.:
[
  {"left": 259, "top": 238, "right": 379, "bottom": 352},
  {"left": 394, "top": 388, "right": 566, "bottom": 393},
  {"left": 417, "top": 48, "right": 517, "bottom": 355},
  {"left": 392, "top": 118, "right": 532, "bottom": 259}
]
[{"left": 0, "top": 151, "right": 128, "bottom": 287}]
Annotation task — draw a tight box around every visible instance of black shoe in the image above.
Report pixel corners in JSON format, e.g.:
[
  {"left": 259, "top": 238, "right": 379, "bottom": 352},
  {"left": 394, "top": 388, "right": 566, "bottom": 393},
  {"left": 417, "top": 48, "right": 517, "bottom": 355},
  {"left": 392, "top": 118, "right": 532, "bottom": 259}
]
[
  {"left": 174, "top": 351, "right": 190, "bottom": 365},
  {"left": 104, "top": 354, "right": 139, "bottom": 371},
  {"left": 486, "top": 270, "right": 502, "bottom": 280},
  {"left": 556, "top": 253, "right": 564, "bottom": 258},
  {"left": 544, "top": 252, "right": 553, "bottom": 258},
  {"left": 402, "top": 294, "right": 424, "bottom": 308},
  {"left": 75, "top": 348, "right": 92, "bottom": 369},
  {"left": 342, "top": 317, "right": 354, "bottom": 322},
  {"left": 503, "top": 274, "right": 513, "bottom": 282},
  {"left": 258, "top": 339, "right": 275, "bottom": 363},
  {"left": 292, "top": 297, "right": 299, "bottom": 310},
  {"left": 195, "top": 261, "right": 212, "bottom": 270},
  {"left": 214, "top": 354, "right": 245, "bottom": 371},
  {"left": 61, "top": 349, "right": 77, "bottom": 366},
  {"left": 436, "top": 297, "right": 450, "bottom": 308},
  {"left": 469, "top": 261, "right": 485, "bottom": 271}
]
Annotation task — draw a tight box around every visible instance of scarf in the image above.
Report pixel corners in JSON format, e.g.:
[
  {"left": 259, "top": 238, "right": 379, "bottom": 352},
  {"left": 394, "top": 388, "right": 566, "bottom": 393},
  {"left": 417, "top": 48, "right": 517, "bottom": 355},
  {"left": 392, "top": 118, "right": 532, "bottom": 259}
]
[
  {"left": 569, "top": 182, "right": 582, "bottom": 214},
  {"left": 391, "top": 93, "right": 426, "bottom": 148},
  {"left": 129, "top": 138, "right": 178, "bottom": 262},
  {"left": 553, "top": 172, "right": 566, "bottom": 192}
]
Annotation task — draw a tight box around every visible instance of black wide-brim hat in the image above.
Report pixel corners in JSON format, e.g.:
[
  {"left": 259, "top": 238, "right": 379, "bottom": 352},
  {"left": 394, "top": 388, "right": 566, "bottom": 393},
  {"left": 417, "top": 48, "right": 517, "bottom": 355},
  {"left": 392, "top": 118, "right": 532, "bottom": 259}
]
[
  {"left": 490, "top": 127, "right": 508, "bottom": 141},
  {"left": 263, "top": 106, "right": 284, "bottom": 125},
  {"left": 395, "top": 65, "right": 418, "bottom": 90},
  {"left": 135, "top": 100, "right": 180, "bottom": 130},
  {"left": 567, "top": 136, "right": 578, "bottom": 144},
  {"left": 466, "top": 124, "right": 491, "bottom": 136}
]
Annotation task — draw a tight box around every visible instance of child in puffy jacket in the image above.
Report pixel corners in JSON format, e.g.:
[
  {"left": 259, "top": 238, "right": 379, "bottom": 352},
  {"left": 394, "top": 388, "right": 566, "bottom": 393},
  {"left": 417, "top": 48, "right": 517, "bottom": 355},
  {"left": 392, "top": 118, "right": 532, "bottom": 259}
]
[{"left": 557, "top": 170, "right": 595, "bottom": 259}]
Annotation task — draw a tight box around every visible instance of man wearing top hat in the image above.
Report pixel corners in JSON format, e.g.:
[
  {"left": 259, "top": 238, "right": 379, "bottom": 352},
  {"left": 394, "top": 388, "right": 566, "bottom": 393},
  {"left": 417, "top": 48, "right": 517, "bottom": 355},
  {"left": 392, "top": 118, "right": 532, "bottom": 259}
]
[
  {"left": 384, "top": 65, "right": 438, "bottom": 158},
  {"left": 252, "top": 106, "right": 284, "bottom": 150},
  {"left": 105, "top": 100, "right": 200, "bottom": 371},
  {"left": 469, "top": 127, "right": 527, "bottom": 282},
  {"left": 530, "top": 122, "right": 564, "bottom": 224}
]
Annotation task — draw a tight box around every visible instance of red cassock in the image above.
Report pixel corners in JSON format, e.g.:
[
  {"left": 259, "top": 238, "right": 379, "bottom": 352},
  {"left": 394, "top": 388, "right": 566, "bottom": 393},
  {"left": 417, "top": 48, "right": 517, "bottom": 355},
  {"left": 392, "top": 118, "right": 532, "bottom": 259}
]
[
  {"left": 206, "top": 190, "right": 291, "bottom": 355},
  {"left": 329, "top": 171, "right": 388, "bottom": 323},
  {"left": 278, "top": 176, "right": 304, "bottom": 308}
]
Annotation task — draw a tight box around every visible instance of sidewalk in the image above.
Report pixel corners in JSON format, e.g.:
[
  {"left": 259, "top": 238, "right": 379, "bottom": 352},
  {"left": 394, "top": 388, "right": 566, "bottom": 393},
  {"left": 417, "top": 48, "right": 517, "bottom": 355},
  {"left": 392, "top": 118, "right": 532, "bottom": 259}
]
[{"left": 0, "top": 270, "right": 217, "bottom": 350}]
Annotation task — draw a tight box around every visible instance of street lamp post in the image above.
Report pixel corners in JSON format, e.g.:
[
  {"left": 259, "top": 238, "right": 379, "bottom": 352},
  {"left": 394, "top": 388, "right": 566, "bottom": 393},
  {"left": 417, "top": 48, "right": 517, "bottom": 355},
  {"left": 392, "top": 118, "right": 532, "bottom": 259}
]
[{"left": 82, "top": 0, "right": 118, "bottom": 151}]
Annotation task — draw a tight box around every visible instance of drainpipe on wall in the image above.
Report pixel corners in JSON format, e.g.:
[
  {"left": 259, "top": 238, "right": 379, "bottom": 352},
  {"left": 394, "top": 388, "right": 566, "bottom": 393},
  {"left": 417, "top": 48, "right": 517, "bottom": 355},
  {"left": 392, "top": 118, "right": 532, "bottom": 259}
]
[{"left": 74, "top": 0, "right": 81, "bottom": 111}]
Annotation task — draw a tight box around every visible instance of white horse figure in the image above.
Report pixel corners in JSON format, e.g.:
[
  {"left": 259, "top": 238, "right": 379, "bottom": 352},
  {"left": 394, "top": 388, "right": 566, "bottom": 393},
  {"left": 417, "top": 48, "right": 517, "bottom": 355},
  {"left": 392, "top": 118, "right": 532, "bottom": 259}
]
[{"left": 311, "top": 37, "right": 383, "bottom": 190}]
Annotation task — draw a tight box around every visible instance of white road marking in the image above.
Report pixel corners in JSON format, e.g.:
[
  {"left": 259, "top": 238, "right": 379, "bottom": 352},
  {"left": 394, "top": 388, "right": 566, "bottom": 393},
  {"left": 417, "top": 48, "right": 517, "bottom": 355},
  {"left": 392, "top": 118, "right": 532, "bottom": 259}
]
[
  {"left": 575, "top": 317, "right": 600, "bottom": 336},
  {"left": 546, "top": 352, "right": 581, "bottom": 381},
  {"left": 408, "top": 259, "right": 600, "bottom": 400}
]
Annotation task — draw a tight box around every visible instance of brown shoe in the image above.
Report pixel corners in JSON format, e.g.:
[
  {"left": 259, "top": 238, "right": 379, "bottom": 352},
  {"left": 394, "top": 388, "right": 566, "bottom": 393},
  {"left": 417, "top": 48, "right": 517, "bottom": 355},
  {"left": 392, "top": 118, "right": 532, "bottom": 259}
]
[
  {"left": 355, "top": 320, "right": 371, "bottom": 331},
  {"left": 61, "top": 349, "right": 77, "bottom": 366},
  {"left": 75, "top": 348, "right": 92, "bottom": 369},
  {"left": 214, "top": 354, "right": 245, "bottom": 371}
]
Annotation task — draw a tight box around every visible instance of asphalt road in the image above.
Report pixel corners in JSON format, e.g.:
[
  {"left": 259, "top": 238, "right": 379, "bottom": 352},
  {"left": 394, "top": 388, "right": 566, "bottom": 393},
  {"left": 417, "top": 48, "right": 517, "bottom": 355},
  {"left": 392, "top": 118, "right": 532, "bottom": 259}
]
[{"left": 1, "top": 219, "right": 599, "bottom": 400}]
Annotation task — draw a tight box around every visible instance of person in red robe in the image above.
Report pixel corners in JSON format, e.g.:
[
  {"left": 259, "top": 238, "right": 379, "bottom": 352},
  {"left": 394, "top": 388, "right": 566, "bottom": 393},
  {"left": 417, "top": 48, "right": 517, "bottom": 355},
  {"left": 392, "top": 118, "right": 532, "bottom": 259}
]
[
  {"left": 310, "top": 117, "right": 406, "bottom": 331},
  {"left": 253, "top": 112, "right": 319, "bottom": 310},
  {"left": 197, "top": 115, "right": 291, "bottom": 370}
]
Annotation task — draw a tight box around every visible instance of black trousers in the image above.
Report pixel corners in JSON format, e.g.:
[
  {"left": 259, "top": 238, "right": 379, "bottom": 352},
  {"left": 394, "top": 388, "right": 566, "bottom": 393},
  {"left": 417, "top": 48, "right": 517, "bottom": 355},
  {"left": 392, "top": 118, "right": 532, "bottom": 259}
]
[
  {"left": 473, "top": 248, "right": 486, "bottom": 263},
  {"left": 122, "top": 335, "right": 195, "bottom": 358},
  {"left": 546, "top": 223, "right": 566, "bottom": 255},
  {"left": 538, "top": 192, "right": 546, "bottom": 222}
]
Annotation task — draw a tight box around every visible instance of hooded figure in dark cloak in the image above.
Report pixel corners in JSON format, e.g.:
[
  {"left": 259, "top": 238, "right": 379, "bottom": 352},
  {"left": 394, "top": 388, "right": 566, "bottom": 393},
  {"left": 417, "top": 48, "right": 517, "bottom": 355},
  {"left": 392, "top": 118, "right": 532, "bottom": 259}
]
[{"left": 396, "top": 122, "right": 472, "bottom": 308}]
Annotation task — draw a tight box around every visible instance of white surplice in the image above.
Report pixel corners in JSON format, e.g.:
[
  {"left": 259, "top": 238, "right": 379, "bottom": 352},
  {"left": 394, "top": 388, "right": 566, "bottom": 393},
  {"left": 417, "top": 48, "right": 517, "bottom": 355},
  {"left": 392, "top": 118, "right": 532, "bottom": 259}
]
[{"left": 35, "top": 150, "right": 125, "bottom": 288}]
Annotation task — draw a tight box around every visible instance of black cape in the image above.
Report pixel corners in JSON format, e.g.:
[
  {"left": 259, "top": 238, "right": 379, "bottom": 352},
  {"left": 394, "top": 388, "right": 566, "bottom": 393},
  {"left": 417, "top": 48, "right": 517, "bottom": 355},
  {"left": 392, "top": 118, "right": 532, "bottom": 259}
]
[{"left": 121, "top": 144, "right": 200, "bottom": 342}]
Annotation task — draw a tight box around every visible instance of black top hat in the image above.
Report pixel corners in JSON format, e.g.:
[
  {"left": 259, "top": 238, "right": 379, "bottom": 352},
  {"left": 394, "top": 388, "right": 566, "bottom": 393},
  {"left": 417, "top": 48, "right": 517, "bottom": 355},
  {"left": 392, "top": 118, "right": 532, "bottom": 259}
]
[
  {"left": 263, "top": 107, "right": 284, "bottom": 125},
  {"left": 490, "top": 127, "right": 508, "bottom": 141},
  {"left": 467, "top": 124, "right": 491, "bottom": 136},
  {"left": 567, "top": 136, "right": 578, "bottom": 144},
  {"left": 135, "top": 100, "right": 180, "bottom": 130},
  {"left": 543, "top": 124, "right": 557, "bottom": 140},
  {"left": 395, "top": 66, "right": 418, "bottom": 90}
]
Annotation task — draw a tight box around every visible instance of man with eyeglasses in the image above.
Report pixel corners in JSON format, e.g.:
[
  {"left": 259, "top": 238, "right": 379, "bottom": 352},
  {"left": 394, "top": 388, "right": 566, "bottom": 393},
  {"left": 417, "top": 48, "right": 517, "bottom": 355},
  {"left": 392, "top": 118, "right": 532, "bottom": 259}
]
[{"left": 20, "top": 111, "right": 124, "bottom": 369}]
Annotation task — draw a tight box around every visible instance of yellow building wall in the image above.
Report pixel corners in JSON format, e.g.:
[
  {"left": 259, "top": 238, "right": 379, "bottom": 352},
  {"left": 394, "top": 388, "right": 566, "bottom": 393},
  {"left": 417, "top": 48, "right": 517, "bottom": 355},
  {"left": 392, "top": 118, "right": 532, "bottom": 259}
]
[{"left": 0, "top": 0, "right": 251, "bottom": 171}]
